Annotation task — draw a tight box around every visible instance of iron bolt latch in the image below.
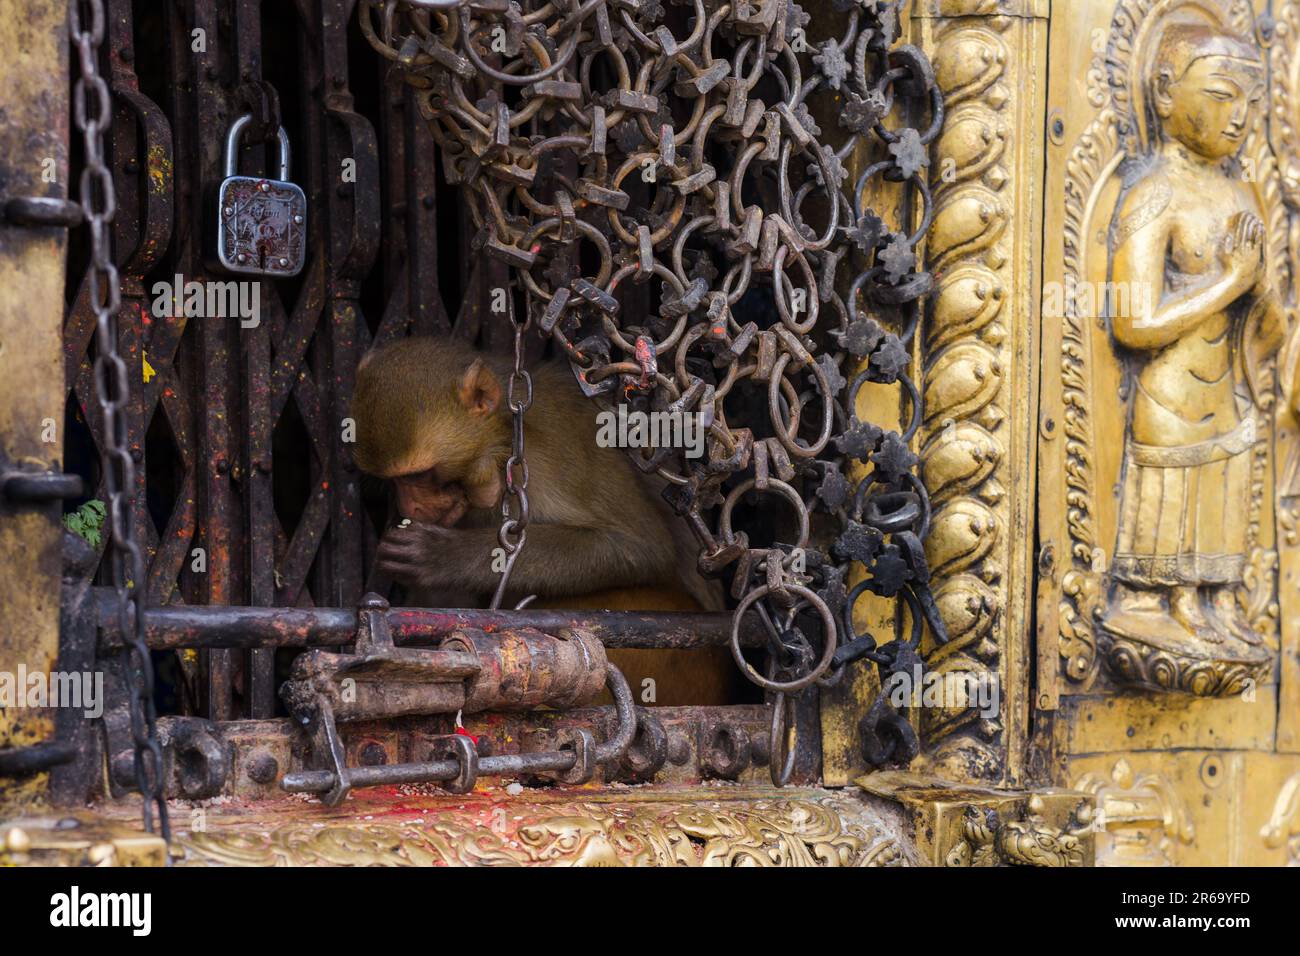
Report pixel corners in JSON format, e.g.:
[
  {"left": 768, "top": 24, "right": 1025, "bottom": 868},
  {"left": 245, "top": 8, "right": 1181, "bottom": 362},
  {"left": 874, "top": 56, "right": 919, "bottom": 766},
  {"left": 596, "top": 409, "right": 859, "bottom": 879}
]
[
  {"left": 279, "top": 593, "right": 636, "bottom": 805},
  {"left": 0, "top": 196, "right": 84, "bottom": 228},
  {"left": 1, "top": 470, "right": 84, "bottom": 504}
]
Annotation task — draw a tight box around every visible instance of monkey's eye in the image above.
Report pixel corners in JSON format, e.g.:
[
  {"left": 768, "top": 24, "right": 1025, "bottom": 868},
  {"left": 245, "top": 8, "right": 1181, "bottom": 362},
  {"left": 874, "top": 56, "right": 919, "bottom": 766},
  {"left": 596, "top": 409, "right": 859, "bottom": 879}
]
[{"left": 405, "top": 466, "right": 442, "bottom": 486}]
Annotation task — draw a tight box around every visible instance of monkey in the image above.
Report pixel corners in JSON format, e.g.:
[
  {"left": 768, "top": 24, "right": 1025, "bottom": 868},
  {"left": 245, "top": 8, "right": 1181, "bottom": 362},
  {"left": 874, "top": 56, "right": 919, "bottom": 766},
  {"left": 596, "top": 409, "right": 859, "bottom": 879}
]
[{"left": 350, "top": 336, "right": 742, "bottom": 706}]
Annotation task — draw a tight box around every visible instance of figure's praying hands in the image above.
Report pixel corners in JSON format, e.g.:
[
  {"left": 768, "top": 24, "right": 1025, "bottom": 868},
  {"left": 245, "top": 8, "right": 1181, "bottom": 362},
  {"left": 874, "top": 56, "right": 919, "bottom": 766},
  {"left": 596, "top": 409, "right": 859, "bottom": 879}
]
[{"left": 1220, "top": 210, "right": 1265, "bottom": 292}]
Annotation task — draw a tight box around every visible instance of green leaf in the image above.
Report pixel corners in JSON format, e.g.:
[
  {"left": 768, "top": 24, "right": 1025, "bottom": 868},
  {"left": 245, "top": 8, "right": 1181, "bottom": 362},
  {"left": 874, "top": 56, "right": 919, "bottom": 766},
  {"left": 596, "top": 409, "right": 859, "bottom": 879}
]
[{"left": 63, "top": 498, "right": 107, "bottom": 549}]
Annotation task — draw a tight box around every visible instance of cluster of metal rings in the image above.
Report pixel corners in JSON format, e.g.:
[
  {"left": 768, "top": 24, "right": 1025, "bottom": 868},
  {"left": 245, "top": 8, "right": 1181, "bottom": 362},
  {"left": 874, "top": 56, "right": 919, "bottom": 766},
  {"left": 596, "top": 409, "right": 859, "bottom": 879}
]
[{"left": 363, "top": 0, "right": 947, "bottom": 779}]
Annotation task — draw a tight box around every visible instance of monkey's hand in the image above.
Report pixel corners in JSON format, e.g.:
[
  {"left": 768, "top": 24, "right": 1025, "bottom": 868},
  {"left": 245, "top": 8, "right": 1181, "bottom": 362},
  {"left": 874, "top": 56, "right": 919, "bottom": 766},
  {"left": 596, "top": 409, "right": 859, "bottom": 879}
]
[{"left": 376, "top": 521, "right": 497, "bottom": 592}]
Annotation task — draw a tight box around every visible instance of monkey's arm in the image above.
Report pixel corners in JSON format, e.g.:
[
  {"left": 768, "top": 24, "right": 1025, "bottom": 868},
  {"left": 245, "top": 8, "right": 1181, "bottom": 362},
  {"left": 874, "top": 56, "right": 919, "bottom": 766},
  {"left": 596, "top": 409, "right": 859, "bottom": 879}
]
[{"left": 377, "top": 521, "right": 673, "bottom": 598}]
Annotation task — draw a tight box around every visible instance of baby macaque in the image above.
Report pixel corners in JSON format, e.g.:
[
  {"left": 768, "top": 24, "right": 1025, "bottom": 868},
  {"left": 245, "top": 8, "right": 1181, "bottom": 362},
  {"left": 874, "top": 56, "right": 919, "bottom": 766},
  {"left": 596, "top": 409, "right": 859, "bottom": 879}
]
[{"left": 351, "top": 337, "right": 738, "bottom": 705}]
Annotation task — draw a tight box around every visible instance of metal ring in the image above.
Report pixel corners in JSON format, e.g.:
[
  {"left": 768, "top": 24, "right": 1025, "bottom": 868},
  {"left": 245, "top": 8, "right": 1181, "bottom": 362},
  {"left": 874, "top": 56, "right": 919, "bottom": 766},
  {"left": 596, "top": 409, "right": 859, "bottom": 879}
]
[{"left": 729, "top": 585, "right": 838, "bottom": 693}]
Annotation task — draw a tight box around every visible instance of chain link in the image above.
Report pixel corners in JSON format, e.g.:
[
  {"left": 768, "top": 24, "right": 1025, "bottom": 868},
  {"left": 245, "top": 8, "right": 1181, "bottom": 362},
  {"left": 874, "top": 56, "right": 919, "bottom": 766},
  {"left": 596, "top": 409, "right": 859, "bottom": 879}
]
[
  {"left": 69, "top": 0, "right": 170, "bottom": 841},
  {"left": 491, "top": 287, "right": 535, "bottom": 608}
]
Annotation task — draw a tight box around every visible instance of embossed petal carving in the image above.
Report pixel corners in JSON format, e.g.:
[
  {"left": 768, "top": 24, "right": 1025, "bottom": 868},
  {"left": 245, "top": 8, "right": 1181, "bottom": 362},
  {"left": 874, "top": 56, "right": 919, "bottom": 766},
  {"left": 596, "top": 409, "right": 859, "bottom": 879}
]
[
  {"left": 922, "top": 421, "right": 1002, "bottom": 504},
  {"left": 923, "top": 342, "right": 1003, "bottom": 427},
  {"left": 929, "top": 190, "right": 1008, "bottom": 272},
  {"left": 936, "top": 111, "right": 1008, "bottom": 186},
  {"left": 928, "top": 267, "right": 1007, "bottom": 351},
  {"left": 933, "top": 34, "right": 1006, "bottom": 107},
  {"left": 931, "top": 574, "right": 998, "bottom": 654},
  {"left": 926, "top": 499, "right": 999, "bottom": 579},
  {"left": 918, "top": 5, "right": 1031, "bottom": 776}
]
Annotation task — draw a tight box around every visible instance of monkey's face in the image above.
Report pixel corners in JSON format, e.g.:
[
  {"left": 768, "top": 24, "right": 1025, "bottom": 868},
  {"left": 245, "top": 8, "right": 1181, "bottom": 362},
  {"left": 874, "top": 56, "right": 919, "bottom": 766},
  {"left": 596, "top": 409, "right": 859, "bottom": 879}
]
[
  {"left": 352, "top": 340, "right": 509, "bottom": 526},
  {"left": 391, "top": 468, "right": 471, "bottom": 526},
  {"left": 390, "top": 449, "right": 504, "bottom": 523}
]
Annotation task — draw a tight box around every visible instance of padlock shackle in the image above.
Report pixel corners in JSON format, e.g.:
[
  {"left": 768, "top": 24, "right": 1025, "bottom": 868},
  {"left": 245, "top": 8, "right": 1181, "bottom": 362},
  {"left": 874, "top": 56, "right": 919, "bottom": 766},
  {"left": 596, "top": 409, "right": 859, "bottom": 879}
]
[{"left": 224, "top": 113, "right": 291, "bottom": 182}]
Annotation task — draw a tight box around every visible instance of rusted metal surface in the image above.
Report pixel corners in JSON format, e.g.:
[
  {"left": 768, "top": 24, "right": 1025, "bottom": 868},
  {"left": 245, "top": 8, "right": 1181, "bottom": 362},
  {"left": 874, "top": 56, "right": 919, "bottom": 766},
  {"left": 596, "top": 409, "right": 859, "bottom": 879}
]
[
  {"left": 122, "top": 704, "right": 779, "bottom": 800},
  {"left": 94, "top": 586, "right": 767, "bottom": 649},
  {"left": 277, "top": 594, "right": 634, "bottom": 803},
  {"left": 70, "top": 0, "right": 170, "bottom": 838},
  {"left": 60, "top": 0, "right": 396, "bottom": 724}
]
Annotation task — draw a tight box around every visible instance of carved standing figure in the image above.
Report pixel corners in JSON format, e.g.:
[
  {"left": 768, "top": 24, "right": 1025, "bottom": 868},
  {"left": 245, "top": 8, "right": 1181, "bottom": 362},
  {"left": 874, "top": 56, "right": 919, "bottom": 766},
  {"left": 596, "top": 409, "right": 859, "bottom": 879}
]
[{"left": 1101, "top": 22, "right": 1284, "bottom": 667}]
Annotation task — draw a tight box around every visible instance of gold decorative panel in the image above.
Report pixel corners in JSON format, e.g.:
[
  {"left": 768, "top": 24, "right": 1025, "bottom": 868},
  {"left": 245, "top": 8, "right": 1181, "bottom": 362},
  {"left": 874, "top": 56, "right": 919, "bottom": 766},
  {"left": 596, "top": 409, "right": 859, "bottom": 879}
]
[
  {"left": 1034, "top": 0, "right": 1300, "bottom": 866},
  {"left": 162, "top": 787, "right": 911, "bottom": 868}
]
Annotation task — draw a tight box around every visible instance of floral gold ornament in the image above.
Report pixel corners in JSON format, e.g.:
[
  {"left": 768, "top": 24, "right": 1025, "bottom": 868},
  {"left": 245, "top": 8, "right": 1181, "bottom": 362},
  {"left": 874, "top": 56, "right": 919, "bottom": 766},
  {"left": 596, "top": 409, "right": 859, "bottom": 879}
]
[{"left": 170, "top": 790, "right": 910, "bottom": 868}]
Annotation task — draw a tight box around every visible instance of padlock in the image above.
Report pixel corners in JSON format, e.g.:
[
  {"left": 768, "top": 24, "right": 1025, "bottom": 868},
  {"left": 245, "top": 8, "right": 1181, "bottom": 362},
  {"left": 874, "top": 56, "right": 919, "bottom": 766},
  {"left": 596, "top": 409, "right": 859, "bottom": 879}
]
[{"left": 210, "top": 113, "right": 306, "bottom": 277}]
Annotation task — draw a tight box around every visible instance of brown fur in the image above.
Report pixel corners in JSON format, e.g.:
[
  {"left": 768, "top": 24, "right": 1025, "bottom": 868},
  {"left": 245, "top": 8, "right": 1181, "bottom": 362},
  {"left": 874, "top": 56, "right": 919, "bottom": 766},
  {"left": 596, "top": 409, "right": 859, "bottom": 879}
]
[{"left": 352, "top": 338, "right": 736, "bottom": 704}]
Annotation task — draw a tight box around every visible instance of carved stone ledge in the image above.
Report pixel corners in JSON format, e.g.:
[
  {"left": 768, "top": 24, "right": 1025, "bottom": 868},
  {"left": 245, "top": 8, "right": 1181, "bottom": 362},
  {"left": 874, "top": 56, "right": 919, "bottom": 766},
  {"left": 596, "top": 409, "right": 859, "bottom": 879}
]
[{"left": 856, "top": 770, "right": 1095, "bottom": 867}]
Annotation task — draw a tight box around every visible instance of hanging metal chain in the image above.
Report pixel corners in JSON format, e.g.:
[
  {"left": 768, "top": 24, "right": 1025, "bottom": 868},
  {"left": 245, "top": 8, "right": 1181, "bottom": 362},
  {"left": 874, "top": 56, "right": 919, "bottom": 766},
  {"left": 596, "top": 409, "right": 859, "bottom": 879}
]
[
  {"left": 70, "top": 0, "right": 170, "bottom": 841},
  {"left": 490, "top": 287, "right": 534, "bottom": 609}
]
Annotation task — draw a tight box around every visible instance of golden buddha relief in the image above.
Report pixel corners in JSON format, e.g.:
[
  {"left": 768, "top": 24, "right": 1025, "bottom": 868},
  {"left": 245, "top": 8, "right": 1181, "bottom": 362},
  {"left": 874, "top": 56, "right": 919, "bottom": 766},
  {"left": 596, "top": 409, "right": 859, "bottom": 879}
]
[
  {"left": 1102, "top": 22, "right": 1281, "bottom": 677},
  {"left": 1047, "top": 0, "right": 1288, "bottom": 697}
]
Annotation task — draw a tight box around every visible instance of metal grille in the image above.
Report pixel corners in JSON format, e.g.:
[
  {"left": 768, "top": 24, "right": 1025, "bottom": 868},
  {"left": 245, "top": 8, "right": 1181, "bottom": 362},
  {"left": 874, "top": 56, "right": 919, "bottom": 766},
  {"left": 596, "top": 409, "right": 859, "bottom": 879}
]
[
  {"left": 63, "top": 0, "right": 940, "bottom": 788},
  {"left": 63, "top": 0, "right": 492, "bottom": 721}
]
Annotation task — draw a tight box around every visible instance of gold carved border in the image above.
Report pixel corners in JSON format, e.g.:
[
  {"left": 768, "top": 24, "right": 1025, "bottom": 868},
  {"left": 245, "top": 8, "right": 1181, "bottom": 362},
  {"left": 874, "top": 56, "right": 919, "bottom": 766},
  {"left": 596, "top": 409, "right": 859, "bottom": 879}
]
[
  {"left": 163, "top": 787, "right": 911, "bottom": 867},
  {"left": 913, "top": 0, "right": 1048, "bottom": 785},
  {"left": 1268, "top": 0, "right": 1300, "bottom": 752},
  {"left": 858, "top": 770, "right": 1095, "bottom": 866}
]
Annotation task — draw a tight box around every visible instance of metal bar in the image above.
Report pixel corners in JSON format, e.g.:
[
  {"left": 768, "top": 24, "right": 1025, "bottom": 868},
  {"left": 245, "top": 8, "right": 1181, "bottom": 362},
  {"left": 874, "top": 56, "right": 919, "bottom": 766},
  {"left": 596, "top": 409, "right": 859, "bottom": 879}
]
[
  {"left": 174, "top": 0, "right": 240, "bottom": 720},
  {"left": 105, "top": 1, "right": 155, "bottom": 616},
  {"left": 298, "top": 1, "right": 336, "bottom": 615},
  {"left": 317, "top": 0, "right": 376, "bottom": 612},
  {"left": 0, "top": 471, "right": 83, "bottom": 502},
  {"left": 401, "top": 79, "right": 450, "bottom": 336},
  {"left": 282, "top": 749, "right": 577, "bottom": 794},
  {"left": 94, "top": 592, "right": 766, "bottom": 651},
  {"left": 0, "top": 742, "right": 77, "bottom": 777},
  {"left": 1, "top": 197, "right": 82, "bottom": 227},
  {"left": 232, "top": 0, "right": 277, "bottom": 718}
]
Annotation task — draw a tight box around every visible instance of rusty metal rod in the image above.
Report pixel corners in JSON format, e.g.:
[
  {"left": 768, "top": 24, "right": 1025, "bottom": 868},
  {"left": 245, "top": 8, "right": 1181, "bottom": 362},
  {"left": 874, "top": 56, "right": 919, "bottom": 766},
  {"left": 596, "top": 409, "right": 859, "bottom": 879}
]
[
  {"left": 281, "top": 749, "right": 579, "bottom": 795},
  {"left": 93, "top": 588, "right": 765, "bottom": 651}
]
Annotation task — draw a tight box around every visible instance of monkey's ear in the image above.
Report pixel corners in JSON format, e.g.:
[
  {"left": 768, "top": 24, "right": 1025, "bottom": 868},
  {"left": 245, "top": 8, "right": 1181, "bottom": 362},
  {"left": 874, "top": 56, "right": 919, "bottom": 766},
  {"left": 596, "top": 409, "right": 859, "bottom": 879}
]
[{"left": 458, "top": 358, "right": 502, "bottom": 417}]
